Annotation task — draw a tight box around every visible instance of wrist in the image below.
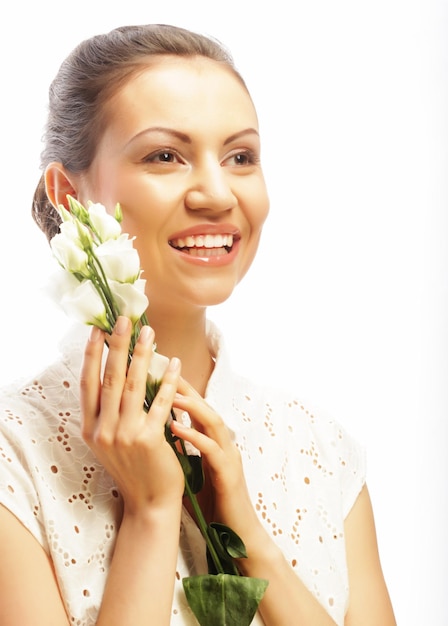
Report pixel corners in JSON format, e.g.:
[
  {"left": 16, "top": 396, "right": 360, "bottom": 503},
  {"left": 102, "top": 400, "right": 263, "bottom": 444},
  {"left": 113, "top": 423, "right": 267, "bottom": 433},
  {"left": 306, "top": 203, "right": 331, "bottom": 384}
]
[
  {"left": 121, "top": 500, "right": 182, "bottom": 533},
  {"left": 237, "top": 524, "right": 284, "bottom": 576}
]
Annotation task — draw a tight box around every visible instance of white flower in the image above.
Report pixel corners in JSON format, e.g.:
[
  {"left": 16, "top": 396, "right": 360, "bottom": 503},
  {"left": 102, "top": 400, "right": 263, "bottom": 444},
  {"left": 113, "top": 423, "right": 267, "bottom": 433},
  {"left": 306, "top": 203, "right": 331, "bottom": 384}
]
[
  {"left": 50, "top": 223, "right": 90, "bottom": 276},
  {"left": 95, "top": 235, "right": 141, "bottom": 283},
  {"left": 88, "top": 203, "right": 122, "bottom": 241},
  {"left": 61, "top": 279, "right": 110, "bottom": 330},
  {"left": 46, "top": 268, "right": 76, "bottom": 303},
  {"left": 149, "top": 350, "right": 170, "bottom": 384},
  {"left": 109, "top": 279, "right": 149, "bottom": 324},
  {"left": 48, "top": 271, "right": 110, "bottom": 330}
]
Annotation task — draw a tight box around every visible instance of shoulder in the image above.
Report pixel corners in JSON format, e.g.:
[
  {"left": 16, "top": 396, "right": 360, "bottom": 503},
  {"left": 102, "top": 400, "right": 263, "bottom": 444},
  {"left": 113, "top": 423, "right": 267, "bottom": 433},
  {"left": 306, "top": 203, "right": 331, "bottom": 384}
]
[
  {"left": 0, "top": 336, "right": 83, "bottom": 481},
  {"left": 0, "top": 323, "right": 87, "bottom": 421},
  {"left": 0, "top": 323, "right": 86, "bottom": 489},
  {"left": 0, "top": 325, "right": 107, "bottom": 549},
  {"left": 235, "top": 371, "right": 362, "bottom": 448},
  {"left": 226, "top": 370, "right": 366, "bottom": 518},
  {"left": 0, "top": 355, "right": 81, "bottom": 435},
  {"left": 207, "top": 320, "right": 365, "bottom": 480}
]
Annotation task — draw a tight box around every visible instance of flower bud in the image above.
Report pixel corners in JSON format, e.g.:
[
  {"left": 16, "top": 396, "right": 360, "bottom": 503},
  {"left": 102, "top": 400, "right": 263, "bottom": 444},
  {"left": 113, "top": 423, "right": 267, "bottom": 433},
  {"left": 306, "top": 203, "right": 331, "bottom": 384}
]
[
  {"left": 47, "top": 271, "right": 110, "bottom": 331},
  {"left": 62, "top": 280, "right": 110, "bottom": 331},
  {"left": 50, "top": 229, "right": 90, "bottom": 276},
  {"left": 109, "top": 279, "right": 149, "bottom": 324},
  {"left": 95, "top": 235, "right": 140, "bottom": 283},
  {"left": 88, "top": 203, "right": 122, "bottom": 241},
  {"left": 148, "top": 349, "right": 170, "bottom": 384}
]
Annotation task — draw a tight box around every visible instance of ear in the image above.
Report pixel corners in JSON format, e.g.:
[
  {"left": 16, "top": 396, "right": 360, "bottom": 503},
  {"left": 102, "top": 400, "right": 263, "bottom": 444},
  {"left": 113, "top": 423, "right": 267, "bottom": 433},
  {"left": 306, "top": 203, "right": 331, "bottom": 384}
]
[{"left": 44, "top": 162, "right": 78, "bottom": 210}]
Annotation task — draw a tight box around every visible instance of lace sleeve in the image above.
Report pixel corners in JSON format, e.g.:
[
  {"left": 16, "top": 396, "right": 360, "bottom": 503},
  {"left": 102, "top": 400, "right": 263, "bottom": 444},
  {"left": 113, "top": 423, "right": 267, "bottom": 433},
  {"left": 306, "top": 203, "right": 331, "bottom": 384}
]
[{"left": 0, "top": 394, "right": 48, "bottom": 549}]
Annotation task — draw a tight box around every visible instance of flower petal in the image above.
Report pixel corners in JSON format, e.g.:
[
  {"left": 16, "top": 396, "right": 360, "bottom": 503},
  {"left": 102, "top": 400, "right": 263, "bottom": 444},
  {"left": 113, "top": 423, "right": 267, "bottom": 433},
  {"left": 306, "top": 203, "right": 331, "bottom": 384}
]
[
  {"left": 88, "top": 203, "right": 122, "bottom": 241},
  {"left": 149, "top": 350, "right": 170, "bottom": 383},
  {"left": 60, "top": 279, "right": 110, "bottom": 330},
  {"left": 95, "top": 235, "right": 140, "bottom": 283},
  {"left": 50, "top": 232, "right": 90, "bottom": 276},
  {"left": 109, "top": 279, "right": 149, "bottom": 323}
]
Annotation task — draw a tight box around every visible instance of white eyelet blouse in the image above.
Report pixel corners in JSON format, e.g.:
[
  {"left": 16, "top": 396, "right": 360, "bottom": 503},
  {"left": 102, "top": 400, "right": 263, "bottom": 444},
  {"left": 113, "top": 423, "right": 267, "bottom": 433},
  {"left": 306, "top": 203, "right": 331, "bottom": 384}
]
[{"left": 0, "top": 321, "right": 365, "bottom": 625}]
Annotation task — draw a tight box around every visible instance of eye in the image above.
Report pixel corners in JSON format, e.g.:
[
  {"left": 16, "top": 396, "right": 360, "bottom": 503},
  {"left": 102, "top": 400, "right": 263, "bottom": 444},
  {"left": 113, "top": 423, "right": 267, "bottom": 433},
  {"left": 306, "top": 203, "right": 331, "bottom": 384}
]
[
  {"left": 223, "top": 150, "right": 259, "bottom": 167},
  {"left": 143, "top": 150, "right": 182, "bottom": 164}
]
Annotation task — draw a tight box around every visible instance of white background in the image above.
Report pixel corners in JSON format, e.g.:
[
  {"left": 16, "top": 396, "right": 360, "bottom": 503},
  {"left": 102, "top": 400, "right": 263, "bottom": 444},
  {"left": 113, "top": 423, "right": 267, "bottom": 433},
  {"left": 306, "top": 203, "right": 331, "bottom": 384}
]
[{"left": 0, "top": 1, "right": 446, "bottom": 624}]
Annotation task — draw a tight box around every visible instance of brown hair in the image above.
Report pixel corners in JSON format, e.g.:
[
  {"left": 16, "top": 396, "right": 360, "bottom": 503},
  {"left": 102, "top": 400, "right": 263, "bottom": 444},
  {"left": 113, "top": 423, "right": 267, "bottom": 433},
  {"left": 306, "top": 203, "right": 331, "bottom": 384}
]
[{"left": 32, "top": 24, "right": 246, "bottom": 242}]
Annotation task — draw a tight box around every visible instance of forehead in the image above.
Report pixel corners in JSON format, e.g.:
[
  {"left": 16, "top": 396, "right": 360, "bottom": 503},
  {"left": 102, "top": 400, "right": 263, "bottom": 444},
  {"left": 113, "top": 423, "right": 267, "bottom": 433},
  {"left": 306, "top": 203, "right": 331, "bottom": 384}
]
[{"left": 104, "top": 56, "right": 258, "bottom": 136}]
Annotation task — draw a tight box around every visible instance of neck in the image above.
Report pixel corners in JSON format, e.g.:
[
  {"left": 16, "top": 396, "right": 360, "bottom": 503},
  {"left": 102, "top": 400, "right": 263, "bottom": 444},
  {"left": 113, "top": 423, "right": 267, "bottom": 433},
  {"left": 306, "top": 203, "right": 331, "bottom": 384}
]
[{"left": 147, "top": 306, "right": 214, "bottom": 397}]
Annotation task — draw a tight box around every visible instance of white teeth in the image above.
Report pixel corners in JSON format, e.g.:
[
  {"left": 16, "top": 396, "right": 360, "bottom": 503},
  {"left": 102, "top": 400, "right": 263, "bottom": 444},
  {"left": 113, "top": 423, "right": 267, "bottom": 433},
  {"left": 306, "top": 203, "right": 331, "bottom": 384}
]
[
  {"left": 189, "top": 247, "right": 224, "bottom": 257},
  {"left": 171, "top": 234, "right": 234, "bottom": 249}
]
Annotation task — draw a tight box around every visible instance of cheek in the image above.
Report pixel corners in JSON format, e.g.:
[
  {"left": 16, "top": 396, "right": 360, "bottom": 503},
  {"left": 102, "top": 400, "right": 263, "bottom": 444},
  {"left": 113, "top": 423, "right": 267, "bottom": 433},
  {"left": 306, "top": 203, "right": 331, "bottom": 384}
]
[
  {"left": 241, "top": 204, "right": 268, "bottom": 264},
  {"left": 119, "top": 180, "right": 184, "bottom": 230},
  {"left": 245, "top": 173, "right": 270, "bottom": 220},
  {"left": 247, "top": 187, "right": 270, "bottom": 233},
  {"left": 236, "top": 236, "right": 263, "bottom": 285},
  {"left": 238, "top": 187, "right": 269, "bottom": 277}
]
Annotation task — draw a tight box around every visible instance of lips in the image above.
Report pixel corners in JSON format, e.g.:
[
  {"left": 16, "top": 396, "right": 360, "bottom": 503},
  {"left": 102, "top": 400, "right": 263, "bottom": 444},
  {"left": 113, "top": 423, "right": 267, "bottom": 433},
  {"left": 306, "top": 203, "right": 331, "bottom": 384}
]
[
  {"left": 170, "top": 233, "right": 234, "bottom": 255},
  {"left": 168, "top": 224, "right": 240, "bottom": 258}
]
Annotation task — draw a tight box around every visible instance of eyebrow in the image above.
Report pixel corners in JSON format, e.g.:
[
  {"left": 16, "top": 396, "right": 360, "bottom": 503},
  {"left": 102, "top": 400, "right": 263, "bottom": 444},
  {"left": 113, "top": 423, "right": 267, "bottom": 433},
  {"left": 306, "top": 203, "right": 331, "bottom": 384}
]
[
  {"left": 127, "top": 127, "right": 191, "bottom": 146},
  {"left": 223, "top": 128, "right": 260, "bottom": 145},
  {"left": 128, "top": 126, "right": 259, "bottom": 146}
]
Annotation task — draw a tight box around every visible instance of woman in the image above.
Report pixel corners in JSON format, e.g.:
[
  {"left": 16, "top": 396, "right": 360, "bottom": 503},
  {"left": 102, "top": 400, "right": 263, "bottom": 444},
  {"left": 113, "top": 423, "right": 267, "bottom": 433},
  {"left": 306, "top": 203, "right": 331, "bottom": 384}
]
[{"left": 0, "top": 24, "right": 395, "bottom": 625}]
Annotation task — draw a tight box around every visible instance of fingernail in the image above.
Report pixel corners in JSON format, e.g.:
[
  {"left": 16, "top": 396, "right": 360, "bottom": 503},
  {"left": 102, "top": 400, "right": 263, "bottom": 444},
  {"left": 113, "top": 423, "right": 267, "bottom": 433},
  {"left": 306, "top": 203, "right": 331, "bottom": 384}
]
[
  {"left": 114, "top": 316, "right": 129, "bottom": 335},
  {"left": 168, "top": 357, "right": 181, "bottom": 372},
  {"left": 138, "top": 325, "right": 154, "bottom": 344},
  {"left": 89, "top": 325, "right": 102, "bottom": 342}
]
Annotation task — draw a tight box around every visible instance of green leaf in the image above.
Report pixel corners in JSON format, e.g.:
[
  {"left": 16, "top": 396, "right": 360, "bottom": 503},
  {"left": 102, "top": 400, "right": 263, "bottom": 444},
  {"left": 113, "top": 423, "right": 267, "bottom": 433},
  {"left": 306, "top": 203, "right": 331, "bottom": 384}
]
[
  {"left": 183, "top": 573, "right": 268, "bottom": 626},
  {"left": 209, "top": 523, "right": 247, "bottom": 559},
  {"left": 206, "top": 523, "right": 247, "bottom": 575}
]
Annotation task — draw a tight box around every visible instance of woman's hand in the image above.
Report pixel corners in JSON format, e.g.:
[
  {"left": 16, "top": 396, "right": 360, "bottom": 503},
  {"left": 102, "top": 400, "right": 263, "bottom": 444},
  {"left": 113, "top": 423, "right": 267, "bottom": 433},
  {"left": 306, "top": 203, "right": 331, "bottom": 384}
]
[
  {"left": 170, "top": 380, "right": 341, "bottom": 626},
  {"left": 170, "top": 377, "right": 259, "bottom": 540},
  {"left": 80, "top": 316, "right": 185, "bottom": 515}
]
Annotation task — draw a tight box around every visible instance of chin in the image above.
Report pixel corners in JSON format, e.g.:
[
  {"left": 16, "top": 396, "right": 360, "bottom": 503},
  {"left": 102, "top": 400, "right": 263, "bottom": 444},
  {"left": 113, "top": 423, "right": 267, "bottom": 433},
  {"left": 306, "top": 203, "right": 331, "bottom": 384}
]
[{"left": 191, "top": 280, "right": 238, "bottom": 308}]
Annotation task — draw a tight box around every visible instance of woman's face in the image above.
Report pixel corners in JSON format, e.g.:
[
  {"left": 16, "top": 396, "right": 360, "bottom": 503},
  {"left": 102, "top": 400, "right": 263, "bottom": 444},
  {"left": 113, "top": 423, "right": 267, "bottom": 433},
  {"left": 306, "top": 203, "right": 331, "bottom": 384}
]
[{"left": 78, "top": 56, "right": 269, "bottom": 312}]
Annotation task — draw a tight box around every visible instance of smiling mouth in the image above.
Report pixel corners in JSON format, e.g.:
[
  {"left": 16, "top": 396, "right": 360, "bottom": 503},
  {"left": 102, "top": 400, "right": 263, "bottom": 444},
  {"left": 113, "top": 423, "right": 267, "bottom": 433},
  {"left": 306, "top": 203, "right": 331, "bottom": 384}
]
[{"left": 169, "top": 233, "right": 235, "bottom": 257}]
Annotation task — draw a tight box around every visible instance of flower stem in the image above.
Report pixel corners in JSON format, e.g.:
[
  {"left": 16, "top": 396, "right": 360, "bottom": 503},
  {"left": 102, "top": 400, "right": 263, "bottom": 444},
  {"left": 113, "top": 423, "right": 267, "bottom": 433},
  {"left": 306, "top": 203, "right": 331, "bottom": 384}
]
[
  {"left": 163, "top": 421, "right": 225, "bottom": 575},
  {"left": 89, "top": 252, "right": 120, "bottom": 322},
  {"left": 183, "top": 479, "right": 224, "bottom": 574}
]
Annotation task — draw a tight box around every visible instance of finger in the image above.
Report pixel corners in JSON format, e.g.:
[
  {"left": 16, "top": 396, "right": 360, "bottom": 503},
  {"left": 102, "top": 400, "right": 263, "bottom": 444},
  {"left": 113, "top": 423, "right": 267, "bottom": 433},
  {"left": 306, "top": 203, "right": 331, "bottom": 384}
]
[
  {"left": 170, "top": 419, "right": 231, "bottom": 479},
  {"left": 80, "top": 325, "right": 106, "bottom": 439},
  {"left": 175, "top": 376, "right": 219, "bottom": 431},
  {"left": 95, "top": 316, "right": 133, "bottom": 436},
  {"left": 174, "top": 376, "right": 229, "bottom": 441},
  {"left": 147, "top": 357, "right": 181, "bottom": 430},
  {"left": 118, "top": 325, "right": 155, "bottom": 427},
  {"left": 176, "top": 376, "right": 202, "bottom": 399},
  {"left": 172, "top": 393, "right": 232, "bottom": 449},
  {"left": 170, "top": 415, "right": 243, "bottom": 492},
  {"left": 170, "top": 419, "right": 220, "bottom": 455}
]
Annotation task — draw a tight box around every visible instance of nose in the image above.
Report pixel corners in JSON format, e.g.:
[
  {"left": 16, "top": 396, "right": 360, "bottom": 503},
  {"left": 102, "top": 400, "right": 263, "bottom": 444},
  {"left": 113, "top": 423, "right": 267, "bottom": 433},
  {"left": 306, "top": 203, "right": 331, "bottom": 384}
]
[{"left": 185, "top": 158, "right": 237, "bottom": 214}]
